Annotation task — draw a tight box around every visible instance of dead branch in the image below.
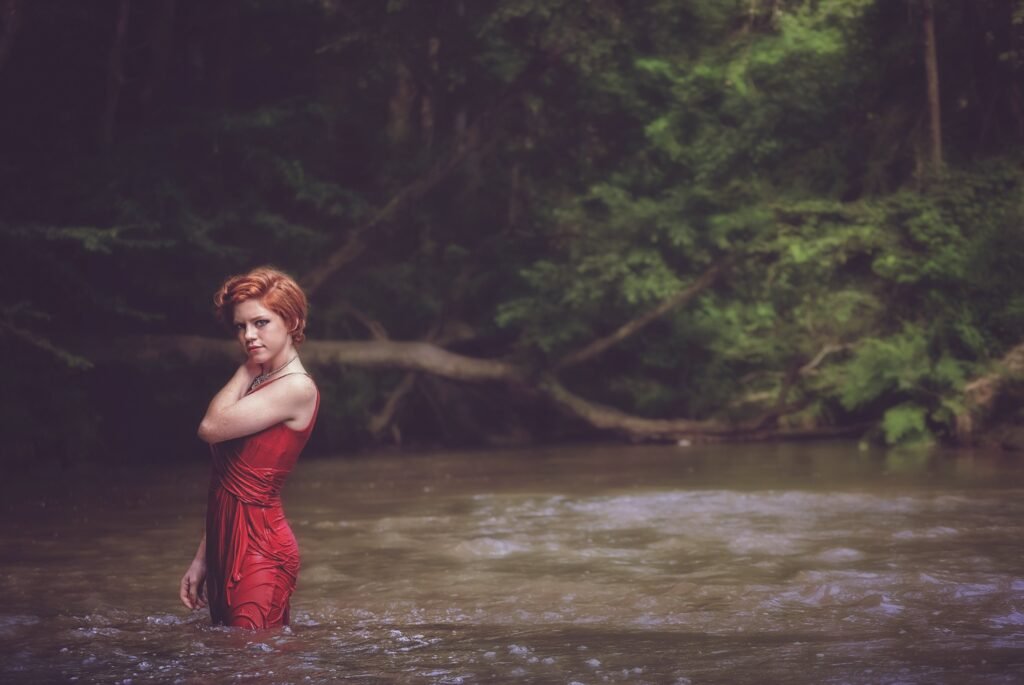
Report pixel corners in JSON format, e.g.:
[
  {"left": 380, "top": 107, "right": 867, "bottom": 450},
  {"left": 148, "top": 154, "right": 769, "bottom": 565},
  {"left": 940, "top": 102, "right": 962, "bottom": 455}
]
[
  {"left": 299, "top": 150, "right": 466, "bottom": 295},
  {"left": 300, "top": 55, "right": 556, "bottom": 296},
  {"left": 798, "top": 342, "right": 849, "bottom": 375},
  {"left": 117, "top": 334, "right": 848, "bottom": 443},
  {"left": 339, "top": 301, "right": 388, "bottom": 341},
  {"left": 956, "top": 340, "right": 1024, "bottom": 444},
  {"left": 554, "top": 262, "right": 727, "bottom": 370},
  {"left": 367, "top": 371, "right": 417, "bottom": 439},
  {"left": 537, "top": 376, "right": 726, "bottom": 438},
  {"left": 120, "top": 335, "right": 524, "bottom": 383}
]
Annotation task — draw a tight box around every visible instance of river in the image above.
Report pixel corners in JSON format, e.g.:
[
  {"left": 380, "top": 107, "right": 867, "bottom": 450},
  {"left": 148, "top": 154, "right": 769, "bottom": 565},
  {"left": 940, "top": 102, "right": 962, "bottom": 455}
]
[{"left": 1, "top": 442, "right": 1023, "bottom": 683}]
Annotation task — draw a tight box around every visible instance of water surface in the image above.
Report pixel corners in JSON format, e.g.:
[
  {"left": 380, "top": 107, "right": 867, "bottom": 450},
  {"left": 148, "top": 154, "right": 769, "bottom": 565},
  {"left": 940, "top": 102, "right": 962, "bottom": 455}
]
[{"left": 2, "top": 442, "right": 1023, "bottom": 683}]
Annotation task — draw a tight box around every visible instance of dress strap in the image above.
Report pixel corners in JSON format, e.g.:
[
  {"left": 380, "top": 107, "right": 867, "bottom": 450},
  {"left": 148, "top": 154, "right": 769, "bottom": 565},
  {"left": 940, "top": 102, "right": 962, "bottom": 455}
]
[
  {"left": 270, "top": 372, "right": 314, "bottom": 381},
  {"left": 246, "top": 372, "right": 316, "bottom": 395}
]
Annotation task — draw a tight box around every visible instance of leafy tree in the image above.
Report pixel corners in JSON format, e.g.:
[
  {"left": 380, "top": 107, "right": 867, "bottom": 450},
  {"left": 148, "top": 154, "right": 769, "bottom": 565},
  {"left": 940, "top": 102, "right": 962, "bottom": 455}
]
[{"left": 2, "top": 0, "right": 1023, "bottom": 461}]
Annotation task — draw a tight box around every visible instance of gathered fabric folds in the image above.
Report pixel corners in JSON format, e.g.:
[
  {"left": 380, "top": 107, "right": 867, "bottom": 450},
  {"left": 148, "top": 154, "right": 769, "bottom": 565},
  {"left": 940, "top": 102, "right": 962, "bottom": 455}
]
[{"left": 205, "top": 376, "right": 318, "bottom": 629}]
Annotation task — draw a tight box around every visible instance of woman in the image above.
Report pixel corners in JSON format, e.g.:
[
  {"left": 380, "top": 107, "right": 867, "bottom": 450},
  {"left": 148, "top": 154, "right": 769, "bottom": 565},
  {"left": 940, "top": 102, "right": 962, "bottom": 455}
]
[{"left": 179, "top": 267, "right": 320, "bottom": 629}]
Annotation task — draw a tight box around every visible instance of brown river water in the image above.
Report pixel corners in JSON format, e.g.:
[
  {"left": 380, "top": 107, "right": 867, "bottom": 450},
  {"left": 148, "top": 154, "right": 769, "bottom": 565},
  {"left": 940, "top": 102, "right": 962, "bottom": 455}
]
[{"left": 1, "top": 442, "right": 1023, "bottom": 684}]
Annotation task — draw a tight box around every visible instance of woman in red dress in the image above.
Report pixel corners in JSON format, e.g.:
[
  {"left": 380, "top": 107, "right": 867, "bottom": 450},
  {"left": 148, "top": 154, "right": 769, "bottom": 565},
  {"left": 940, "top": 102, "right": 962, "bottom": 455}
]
[{"left": 179, "top": 267, "right": 319, "bottom": 629}]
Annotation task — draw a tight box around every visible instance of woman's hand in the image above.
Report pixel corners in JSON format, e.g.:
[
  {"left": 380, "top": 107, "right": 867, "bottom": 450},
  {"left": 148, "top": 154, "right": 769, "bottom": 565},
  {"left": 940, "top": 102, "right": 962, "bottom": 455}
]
[
  {"left": 197, "top": 372, "right": 317, "bottom": 444},
  {"left": 179, "top": 558, "right": 208, "bottom": 610},
  {"left": 240, "top": 360, "right": 262, "bottom": 381}
]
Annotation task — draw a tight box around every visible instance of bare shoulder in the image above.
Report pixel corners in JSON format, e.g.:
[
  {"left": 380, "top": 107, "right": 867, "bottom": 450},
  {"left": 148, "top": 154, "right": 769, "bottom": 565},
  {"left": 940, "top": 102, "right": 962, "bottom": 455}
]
[
  {"left": 272, "top": 374, "right": 318, "bottom": 430},
  {"left": 276, "top": 372, "right": 318, "bottom": 402}
]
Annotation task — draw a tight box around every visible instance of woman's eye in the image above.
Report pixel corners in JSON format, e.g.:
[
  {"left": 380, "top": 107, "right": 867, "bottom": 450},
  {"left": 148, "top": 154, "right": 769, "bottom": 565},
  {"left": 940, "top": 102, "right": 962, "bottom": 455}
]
[{"left": 256, "top": 320, "right": 269, "bottom": 328}]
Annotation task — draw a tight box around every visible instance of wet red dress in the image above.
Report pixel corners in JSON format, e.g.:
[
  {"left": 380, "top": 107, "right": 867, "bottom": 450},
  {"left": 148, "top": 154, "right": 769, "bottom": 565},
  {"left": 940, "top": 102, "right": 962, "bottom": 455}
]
[{"left": 205, "top": 374, "right": 319, "bottom": 629}]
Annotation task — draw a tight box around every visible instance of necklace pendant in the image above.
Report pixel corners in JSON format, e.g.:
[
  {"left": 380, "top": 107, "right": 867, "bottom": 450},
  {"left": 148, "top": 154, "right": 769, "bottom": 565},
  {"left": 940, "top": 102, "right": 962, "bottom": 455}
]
[{"left": 246, "top": 355, "right": 297, "bottom": 395}]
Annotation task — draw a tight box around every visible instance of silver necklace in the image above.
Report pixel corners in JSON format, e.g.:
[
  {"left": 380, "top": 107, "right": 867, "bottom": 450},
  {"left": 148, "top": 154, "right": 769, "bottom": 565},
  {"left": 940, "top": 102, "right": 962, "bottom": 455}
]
[{"left": 248, "top": 354, "right": 298, "bottom": 393}]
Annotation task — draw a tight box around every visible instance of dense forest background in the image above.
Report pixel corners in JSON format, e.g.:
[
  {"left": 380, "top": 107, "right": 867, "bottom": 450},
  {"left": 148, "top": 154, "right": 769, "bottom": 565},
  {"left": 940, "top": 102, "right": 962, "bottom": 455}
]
[{"left": 1, "top": 0, "right": 1023, "bottom": 464}]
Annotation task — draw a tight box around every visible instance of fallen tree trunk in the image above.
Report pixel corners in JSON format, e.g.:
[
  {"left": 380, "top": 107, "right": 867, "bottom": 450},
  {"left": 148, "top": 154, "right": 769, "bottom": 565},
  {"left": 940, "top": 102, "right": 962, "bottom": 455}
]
[
  {"left": 122, "top": 335, "right": 523, "bottom": 382},
  {"left": 956, "top": 340, "right": 1024, "bottom": 445},
  {"left": 537, "top": 377, "right": 867, "bottom": 443},
  {"left": 114, "top": 334, "right": 857, "bottom": 444},
  {"left": 537, "top": 376, "right": 728, "bottom": 438}
]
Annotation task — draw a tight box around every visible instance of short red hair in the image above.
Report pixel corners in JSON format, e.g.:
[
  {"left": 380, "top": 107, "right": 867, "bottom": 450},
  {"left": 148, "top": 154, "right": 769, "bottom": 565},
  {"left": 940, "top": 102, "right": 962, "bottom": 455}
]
[{"left": 214, "top": 266, "right": 309, "bottom": 344}]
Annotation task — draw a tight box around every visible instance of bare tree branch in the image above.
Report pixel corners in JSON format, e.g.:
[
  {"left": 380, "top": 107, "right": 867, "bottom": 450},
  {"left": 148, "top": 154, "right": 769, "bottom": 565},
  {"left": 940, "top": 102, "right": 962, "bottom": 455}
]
[
  {"left": 335, "top": 300, "right": 410, "bottom": 440},
  {"left": 299, "top": 132, "right": 494, "bottom": 296},
  {"left": 120, "top": 335, "right": 524, "bottom": 383},
  {"left": 537, "top": 376, "right": 724, "bottom": 437},
  {"left": 1, "top": 318, "right": 93, "bottom": 370},
  {"left": 798, "top": 342, "right": 850, "bottom": 375},
  {"left": 956, "top": 340, "right": 1024, "bottom": 444},
  {"left": 116, "top": 334, "right": 849, "bottom": 443},
  {"left": 339, "top": 301, "right": 389, "bottom": 341},
  {"left": 554, "top": 261, "right": 727, "bottom": 370},
  {"left": 300, "top": 54, "right": 557, "bottom": 296},
  {"left": 367, "top": 371, "right": 417, "bottom": 439},
  {"left": 539, "top": 376, "right": 864, "bottom": 443}
]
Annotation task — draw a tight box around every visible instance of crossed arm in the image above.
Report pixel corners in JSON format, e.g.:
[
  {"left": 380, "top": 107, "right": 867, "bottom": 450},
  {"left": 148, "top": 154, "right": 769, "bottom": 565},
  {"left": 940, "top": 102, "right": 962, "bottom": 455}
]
[
  {"left": 182, "top": 365, "right": 315, "bottom": 611},
  {"left": 196, "top": 364, "right": 315, "bottom": 444}
]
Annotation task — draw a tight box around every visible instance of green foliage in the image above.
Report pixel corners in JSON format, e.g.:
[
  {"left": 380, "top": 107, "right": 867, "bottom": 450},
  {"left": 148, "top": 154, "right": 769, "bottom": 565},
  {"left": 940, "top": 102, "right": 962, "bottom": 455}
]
[
  {"left": 3, "top": 0, "right": 1024, "bottom": 460},
  {"left": 828, "top": 329, "right": 947, "bottom": 411},
  {"left": 882, "top": 404, "right": 930, "bottom": 445},
  {"left": 494, "top": 0, "right": 1024, "bottom": 442},
  {"left": 0, "top": 306, "right": 94, "bottom": 371}
]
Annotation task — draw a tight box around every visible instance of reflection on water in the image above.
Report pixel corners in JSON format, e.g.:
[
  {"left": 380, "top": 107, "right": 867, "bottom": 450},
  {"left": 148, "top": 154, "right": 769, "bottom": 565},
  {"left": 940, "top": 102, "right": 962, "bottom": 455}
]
[{"left": 1, "top": 442, "right": 1023, "bottom": 683}]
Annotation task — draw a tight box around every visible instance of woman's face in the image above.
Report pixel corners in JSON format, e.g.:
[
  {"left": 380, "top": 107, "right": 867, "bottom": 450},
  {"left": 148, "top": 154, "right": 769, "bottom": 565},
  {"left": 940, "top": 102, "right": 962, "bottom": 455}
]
[{"left": 232, "top": 298, "right": 293, "bottom": 366}]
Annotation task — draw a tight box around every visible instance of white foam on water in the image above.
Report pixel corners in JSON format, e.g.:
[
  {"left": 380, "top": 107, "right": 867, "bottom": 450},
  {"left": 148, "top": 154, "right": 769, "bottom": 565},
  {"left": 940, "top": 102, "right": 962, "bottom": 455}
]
[
  {"left": 0, "top": 614, "right": 41, "bottom": 637},
  {"left": 144, "top": 614, "right": 182, "bottom": 626},
  {"left": 816, "top": 547, "right": 865, "bottom": 563},
  {"left": 453, "top": 537, "right": 531, "bottom": 558},
  {"left": 727, "top": 532, "right": 802, "bottom": 556},
  {"left": 990, "top": 609, "right": 1024, "bottom": 627},
  {"left": 5, "top": 450, "right": 1024, "bottom": 685},
  {"left": 952, "top": 583, "right": 1000, "bottom": 599}
]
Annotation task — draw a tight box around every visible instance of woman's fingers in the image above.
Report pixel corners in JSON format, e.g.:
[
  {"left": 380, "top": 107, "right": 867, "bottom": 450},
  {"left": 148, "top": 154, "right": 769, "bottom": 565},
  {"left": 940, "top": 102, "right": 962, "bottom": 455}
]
[
  {"left": 193, "top": 581, "right": 206, "bottom": 608},
  {"left": 180, "top": 574, "right": 208, "bottom": 610},
  {"left": 180, "top": 575, "right": 194, "bottom": 609}
]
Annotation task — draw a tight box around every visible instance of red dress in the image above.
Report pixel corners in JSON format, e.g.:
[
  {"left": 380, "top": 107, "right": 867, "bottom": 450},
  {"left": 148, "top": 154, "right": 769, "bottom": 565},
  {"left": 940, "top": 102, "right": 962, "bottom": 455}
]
[{"left": 205, "top": 374, "right": 319, "bottom": 629}]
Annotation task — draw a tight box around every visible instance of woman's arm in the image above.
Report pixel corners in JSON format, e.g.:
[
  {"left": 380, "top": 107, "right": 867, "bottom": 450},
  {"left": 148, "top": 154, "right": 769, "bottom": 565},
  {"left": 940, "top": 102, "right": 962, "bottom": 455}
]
[
  {"left": 180, "top": 533, "right": 208, "bottom": 610},
  {"left": 205, "top": 363, "right": 255, "bottom": 418},
  {"left": 197, "top": 368, "right": 316, "bottom": 444}
]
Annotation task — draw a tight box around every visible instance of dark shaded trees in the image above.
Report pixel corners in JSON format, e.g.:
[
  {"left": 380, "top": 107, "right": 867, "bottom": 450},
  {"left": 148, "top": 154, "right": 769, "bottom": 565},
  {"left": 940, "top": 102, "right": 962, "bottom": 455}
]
[
  {"left": 922, "top": 0, "right": 943, "bottom": 171},
  {"left": 2, "top": 0, "right": 1024, "bottom": 462},
  {"left": 0, "top": 0, "right": 21, "bottom": 73}
]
